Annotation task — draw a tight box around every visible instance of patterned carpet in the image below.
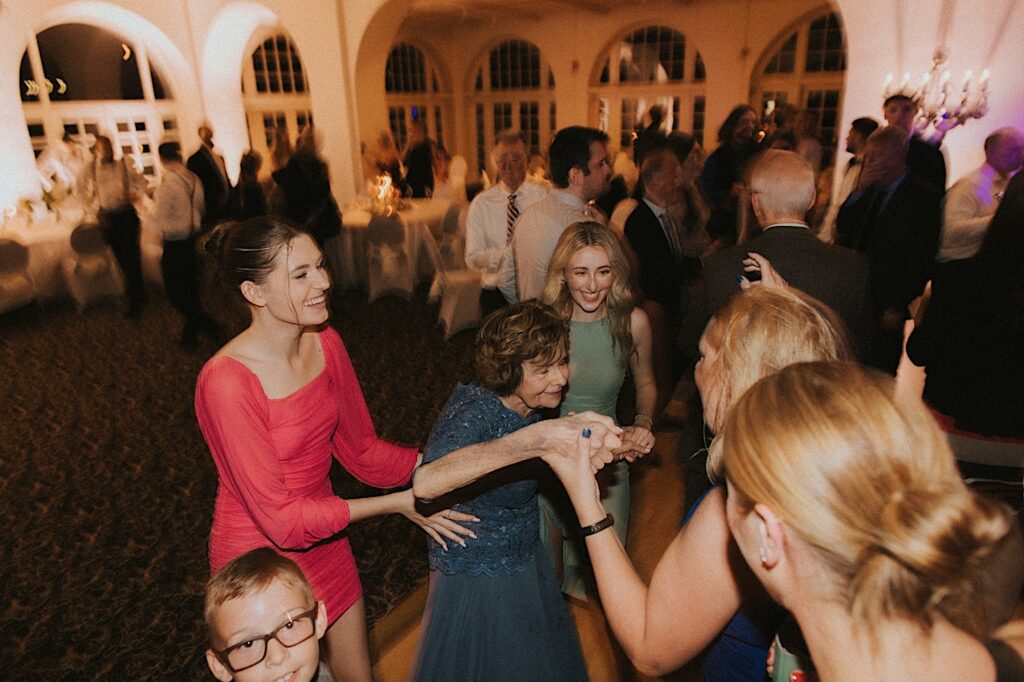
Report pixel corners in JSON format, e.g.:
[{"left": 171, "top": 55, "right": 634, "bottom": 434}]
[{"left": 0, "top": 283, "right": 476, "bottom": 680}]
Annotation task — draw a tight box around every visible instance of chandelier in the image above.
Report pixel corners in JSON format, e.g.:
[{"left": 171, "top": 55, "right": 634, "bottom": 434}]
[{"left": 884, "top": 49, "right": 989, "bottom": 138}]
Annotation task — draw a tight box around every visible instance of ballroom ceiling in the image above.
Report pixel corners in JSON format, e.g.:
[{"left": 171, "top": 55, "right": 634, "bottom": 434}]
[{"left": 401, "top": 0, "right": 709, "bottom": 29}]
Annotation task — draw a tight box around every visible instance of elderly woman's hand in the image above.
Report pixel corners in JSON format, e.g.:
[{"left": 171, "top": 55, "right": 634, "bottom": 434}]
[
  {"left": 397, "top": 490, "right": 478, "bottom": 551},
  {"left": 538, "top": 411, "right": 622, "bottom": 476}
]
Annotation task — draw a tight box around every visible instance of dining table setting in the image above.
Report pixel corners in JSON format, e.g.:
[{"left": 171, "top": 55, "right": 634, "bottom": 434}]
[
  {"left": 334, "top": 177, "right": 456, "bottom": 291},
  {"left": 1, "top": 193, "right": 168, "bottom": 304}
]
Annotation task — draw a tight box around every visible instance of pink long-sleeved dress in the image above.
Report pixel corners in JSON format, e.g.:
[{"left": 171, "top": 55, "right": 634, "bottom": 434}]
[{"left": 196, "top": 326, "right": 417, "bottom": 623}]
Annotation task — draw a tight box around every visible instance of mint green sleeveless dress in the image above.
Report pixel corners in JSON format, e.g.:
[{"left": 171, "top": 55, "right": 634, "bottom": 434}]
[{"left": 539, "top": 315, "right": 631, "bottom": 599}]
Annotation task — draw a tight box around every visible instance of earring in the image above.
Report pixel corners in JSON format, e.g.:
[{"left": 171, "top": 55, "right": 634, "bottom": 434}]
[{"left": 759, "top": 545, "right": 768, "bottom": 564}]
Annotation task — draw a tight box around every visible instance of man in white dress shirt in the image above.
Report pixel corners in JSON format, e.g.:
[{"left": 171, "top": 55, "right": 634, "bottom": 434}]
[
  {"left": 938, "top": 127, "right": 1023, "bottom": 262},
  {"left": 498, "top": 126, "right": 612, "bottom": 302},
  {"left": 150, "top": 142, "right": 223, "bottom": 349},
  {"left": 465, "top": 129, "right": 548, "bottom": 316}
]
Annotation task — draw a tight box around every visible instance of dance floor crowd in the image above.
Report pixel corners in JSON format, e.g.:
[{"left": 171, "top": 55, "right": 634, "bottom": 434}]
[{"left": 5, "top": 100, "right": 1024, "bottom": 682}]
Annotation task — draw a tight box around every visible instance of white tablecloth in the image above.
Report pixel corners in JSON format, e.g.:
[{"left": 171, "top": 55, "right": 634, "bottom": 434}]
[
  {"left": 2, "top": 204, "right": 164, "bottom": 300},
  {"left": 336, "top": 198, "right": 451, "bottom": 290}
]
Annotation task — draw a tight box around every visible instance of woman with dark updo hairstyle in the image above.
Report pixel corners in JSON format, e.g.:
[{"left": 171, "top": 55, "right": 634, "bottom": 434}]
[{"left": 195, "top": 217, "right": 473, "bottom": 681}]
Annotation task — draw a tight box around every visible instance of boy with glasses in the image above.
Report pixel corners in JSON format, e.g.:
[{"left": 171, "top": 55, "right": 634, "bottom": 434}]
[{"left": 205, "top": 549, "right": 330, "bottom": 682}]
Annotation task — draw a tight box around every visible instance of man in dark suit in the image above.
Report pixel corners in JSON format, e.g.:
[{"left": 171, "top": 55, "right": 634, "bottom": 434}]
[
  {"left": 883, "top": 94, "right": 947, "bottom": 191},
  {"left": 681, "top": 150, "right": 873, "bottom": 363},
  {"left": 678, "top": 149, "right": 872, "bottom": 511},
  {"left": 625, "top": 148, "right": 689, "bottom": 412},
  {"left": 187, "top": 123, "right": 231, "bottom": 230},
  {"left": 633, "top": 104, "right": 667, "bottom": 168},
  {"left": 836, "top": 126, "right": 942, "bottom": 373}
]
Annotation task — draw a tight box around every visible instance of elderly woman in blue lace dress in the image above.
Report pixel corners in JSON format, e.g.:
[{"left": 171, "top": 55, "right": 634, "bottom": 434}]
[{"left": 410, "top": 301, "right": 589, "bottom": 682}]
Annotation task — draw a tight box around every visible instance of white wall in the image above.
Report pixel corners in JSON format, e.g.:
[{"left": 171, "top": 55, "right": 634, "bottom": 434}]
[{"left": 835, "top": 0, "right": 1024, "bottom": 183}]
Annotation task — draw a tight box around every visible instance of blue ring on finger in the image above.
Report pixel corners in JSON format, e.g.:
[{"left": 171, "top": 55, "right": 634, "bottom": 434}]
[{"left": 582, "top": 427, "right": 592, "bottom": 439}]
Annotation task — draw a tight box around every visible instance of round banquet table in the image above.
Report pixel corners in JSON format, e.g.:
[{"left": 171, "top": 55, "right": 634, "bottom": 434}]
[
  {"left": 335, "top": 198, "right": 451, "bottom": 290},
  {"left": 2, "top": 202, "right": 164, "bottom": 301}
]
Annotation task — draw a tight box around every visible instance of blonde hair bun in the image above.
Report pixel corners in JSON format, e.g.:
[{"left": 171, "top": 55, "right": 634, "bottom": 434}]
[{"left": 722, "top": 361, "right": 1016, "bottom": 637}]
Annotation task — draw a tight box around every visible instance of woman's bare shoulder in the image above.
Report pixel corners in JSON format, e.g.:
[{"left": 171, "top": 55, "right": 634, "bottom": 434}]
[{"left": 630, "top": 306, "right": 653, "bottom": 338}]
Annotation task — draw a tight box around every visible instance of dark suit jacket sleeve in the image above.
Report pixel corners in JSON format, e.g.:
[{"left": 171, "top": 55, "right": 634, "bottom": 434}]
[
  {"left": 678, "top": 251, "right": 739, "bottom": 361},
  {"left": 187, "top": 150, "right": 227, "bottom": 221},
  {"left": 908, "top": 137, "right": 947, "bottom": 192},
  {"left": 842, "top": 254, "right": 874, "bottom": 362},
  {"left": 834, "top": 188, "right": 873, "bottom": 249},
  {"left": 624, "top": 203, "right": 675, "bottom": 310},
  {"left": 892, "top": 180, "right": 942, "bottom": 312}
]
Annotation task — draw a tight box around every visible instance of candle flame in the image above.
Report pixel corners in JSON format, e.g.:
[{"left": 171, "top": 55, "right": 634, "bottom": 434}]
[{"left": 375, "top": 174, "right": 393, "bottom": 200}]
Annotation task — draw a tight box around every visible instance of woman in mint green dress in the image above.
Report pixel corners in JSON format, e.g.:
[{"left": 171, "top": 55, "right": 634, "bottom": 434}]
[{"left": 539, "top": 221, "right": 657, "bottom": 599}]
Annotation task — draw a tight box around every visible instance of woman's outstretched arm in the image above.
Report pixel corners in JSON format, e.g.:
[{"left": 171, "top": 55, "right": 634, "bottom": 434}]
[
  {"left": 550, "top": 435, "right": 746, "bottom": 675},
  {"left": 412, "top": 411, "right": 621, "bottom": 501}
]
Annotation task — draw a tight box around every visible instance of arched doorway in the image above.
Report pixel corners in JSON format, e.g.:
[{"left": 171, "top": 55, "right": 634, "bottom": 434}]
[
  {"left": 384, "top": 41, "right": 450, "bottom": 151},
  {"left": 21, "top": 22, "right": 182, "bottom": 179},
  {"left": 750, "top": 9, "right": 847, "bottom": 165}
]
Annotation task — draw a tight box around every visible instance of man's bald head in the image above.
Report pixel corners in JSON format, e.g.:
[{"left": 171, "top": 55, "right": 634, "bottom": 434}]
[
  {"left": 984, "top": 127, "right": 1024, "bottom": 177},
  {"left": 749, "top": 150, "right": 816, "bottom": 224}
]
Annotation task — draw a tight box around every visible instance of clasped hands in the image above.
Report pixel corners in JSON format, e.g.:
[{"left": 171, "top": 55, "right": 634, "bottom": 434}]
[{"left": 541, "top": 411, "right": 652, "bottom": 495}]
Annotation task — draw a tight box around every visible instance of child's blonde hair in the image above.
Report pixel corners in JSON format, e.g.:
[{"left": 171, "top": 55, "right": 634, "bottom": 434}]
[{"left": 204, "top": 548, "right": 313, "bottom": 644}]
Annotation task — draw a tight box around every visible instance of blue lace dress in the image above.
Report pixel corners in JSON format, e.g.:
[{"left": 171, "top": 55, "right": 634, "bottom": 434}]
[{"left": 410, "top": 383, "right": 588, "bottom": 682}]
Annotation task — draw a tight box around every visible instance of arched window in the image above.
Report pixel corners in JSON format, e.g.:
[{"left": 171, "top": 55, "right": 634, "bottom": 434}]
[
  {"left": 591, "top": 26, "right": 708, "bottom": 150},
  {"left": 470, "top": 40, "right": 555, "bottom": 174},
  {"left": 20, "top": 23, "right": 179, "bottom": 176},
  {"left": 241, "top": 32, "right": 313, "bottom": 171},
  {"left": 385, "top": 42, "right": 449, "bottom": 151},
  {"left": 751, "top": 11, "right": 847, "bottom": 164}
]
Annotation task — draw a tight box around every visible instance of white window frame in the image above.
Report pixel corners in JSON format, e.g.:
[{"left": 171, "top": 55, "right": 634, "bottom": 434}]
[
  {"left": 750, "top": 11, "right": 847, "bottom": 154},
  {"left": 241, "top": 31, "right": 313, "bottom": 173},
  {"left": 589, "top": 26, "right": 708, "bottom": 149},
  {"left": 469, "top": 40, "right": 556, "bottom": 176}
]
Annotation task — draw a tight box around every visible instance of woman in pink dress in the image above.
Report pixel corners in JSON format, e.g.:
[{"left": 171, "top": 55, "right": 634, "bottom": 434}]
[{"left": 196, "top": 217, "right": 473, "bottom": 681}]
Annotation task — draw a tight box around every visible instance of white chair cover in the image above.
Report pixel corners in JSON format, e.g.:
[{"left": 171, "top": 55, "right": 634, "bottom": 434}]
[
  {"left": 609, "top": 198, "right": 639, "bottom": 234},
  {"left": 448, "top": 155, "right": 469, "bottom": 204},
  {"left": 0, "top": 239, "right": 36, "bottom": 313},
  {"left": 62, "top": 223, "right": 124, "bottom": 311},
  {"left": 439, "top": 204, "right": 466, "bottom": 271},
  {"left": 365, "top": 215, "right": 414, "bottom": 302},
  {"left": 422, "top": 229, "right": 481, "bottom": 339}
]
